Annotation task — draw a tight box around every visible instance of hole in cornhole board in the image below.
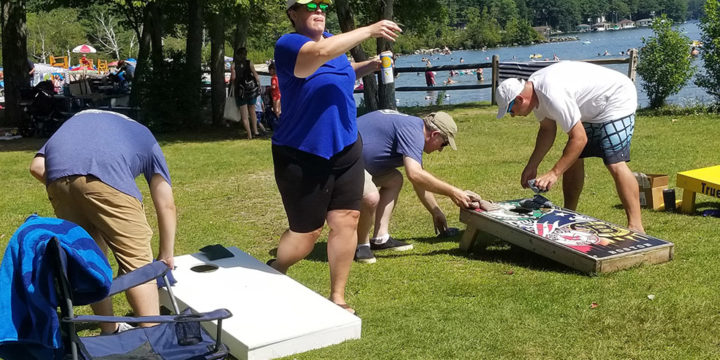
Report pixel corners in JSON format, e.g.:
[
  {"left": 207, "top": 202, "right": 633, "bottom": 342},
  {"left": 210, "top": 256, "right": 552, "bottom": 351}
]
[
  {"left": 510, "top": 207, "right": 532, "bottom": 214},
  {"left": 190, "top": 264, "right": 219, "bottom": 273}
]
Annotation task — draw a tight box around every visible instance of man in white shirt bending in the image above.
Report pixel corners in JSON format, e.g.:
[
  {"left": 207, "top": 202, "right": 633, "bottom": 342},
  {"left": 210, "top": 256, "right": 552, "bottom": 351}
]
[{"left": 496, "top": 61, "right": 644, "bottom": 233}]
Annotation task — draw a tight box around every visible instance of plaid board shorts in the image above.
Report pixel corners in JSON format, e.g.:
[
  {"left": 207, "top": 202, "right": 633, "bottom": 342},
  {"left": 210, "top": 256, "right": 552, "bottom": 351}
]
[{"left": 580, "top": 114, "right": 635, "bottom": 165}]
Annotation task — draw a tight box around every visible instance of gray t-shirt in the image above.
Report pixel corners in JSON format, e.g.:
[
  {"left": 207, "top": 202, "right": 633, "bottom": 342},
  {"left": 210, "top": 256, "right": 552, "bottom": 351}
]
[
  {"left": 38, "top": 110, "right": 171, "bottom": 201},
  {"left": 357, "top": 110, "right": 424, "bottom": 175}
]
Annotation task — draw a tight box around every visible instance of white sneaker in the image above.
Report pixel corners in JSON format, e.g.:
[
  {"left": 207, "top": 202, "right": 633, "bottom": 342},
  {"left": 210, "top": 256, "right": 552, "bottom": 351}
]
[
  {"left": 101, "top": 322, "right": 134, "bottom": 335},
  {"left": 116, "top": 322, "right": 134, "bottom": 333}
]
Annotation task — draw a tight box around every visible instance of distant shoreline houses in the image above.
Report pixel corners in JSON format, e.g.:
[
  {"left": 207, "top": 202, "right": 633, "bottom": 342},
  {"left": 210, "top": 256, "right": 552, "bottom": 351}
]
[
  {"left": 576, "top": 18, "right": 654, "bottom": 33},
  {"left": 534, "top": 17, "right": 654, "bottom": 38}
]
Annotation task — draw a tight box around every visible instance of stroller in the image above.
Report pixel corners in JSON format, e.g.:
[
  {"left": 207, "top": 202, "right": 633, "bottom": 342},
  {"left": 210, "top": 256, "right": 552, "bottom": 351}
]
[
  {"left": 18, "top": 80, "right": 71, "bottom": 138},
  {"left": 260, "top": 86, "right": 278, "bottom": 131}
]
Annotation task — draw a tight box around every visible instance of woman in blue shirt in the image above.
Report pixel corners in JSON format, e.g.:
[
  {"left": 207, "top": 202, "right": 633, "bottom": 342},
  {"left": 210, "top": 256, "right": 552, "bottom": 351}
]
[{"left": 269, "top": 0, "right": 401, "bottom": 314}]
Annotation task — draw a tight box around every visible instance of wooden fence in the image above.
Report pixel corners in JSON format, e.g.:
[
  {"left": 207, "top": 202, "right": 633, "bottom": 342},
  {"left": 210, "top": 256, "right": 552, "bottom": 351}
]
[{"left": 359, "top": 48, "right": 638, "bottom": 106}]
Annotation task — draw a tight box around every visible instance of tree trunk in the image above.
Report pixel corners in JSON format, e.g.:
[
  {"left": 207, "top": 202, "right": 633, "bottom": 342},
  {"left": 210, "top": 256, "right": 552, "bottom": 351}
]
[
  {"left": 377, "top": 0, "right": 396, "bottom": 110},
  {"left": 185, "top": 0, "right": 204, "bottom": 120},
  {"left": 149, "top": 1, "right": 164, "bottom": 70},
  {"left": 130, "top": 6, "right": 152, "bottom": 107},
  {"left": 209, "top": 11, "right": 225, "bottom": 127},
  {"left": 233, "top": 6, "right": 250, "bottom": 53},
  {"left": 335, "top": 0, "right": 378, "bottom": 112},
  {"left": 186, "top": 0, "right": 204, "bottom": 71},
  {"left": 1, "top": 0, "right": 29, "bottom": 128}
]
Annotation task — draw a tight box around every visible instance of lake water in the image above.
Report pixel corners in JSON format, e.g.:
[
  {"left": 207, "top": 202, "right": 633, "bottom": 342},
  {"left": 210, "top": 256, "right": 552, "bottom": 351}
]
[{"left": 360, "top": 20, "right": 710, "bottom": 108}]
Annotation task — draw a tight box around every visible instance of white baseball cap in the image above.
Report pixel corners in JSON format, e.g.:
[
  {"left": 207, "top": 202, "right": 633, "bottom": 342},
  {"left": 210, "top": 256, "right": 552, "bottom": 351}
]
[
  {"left": 286, "top": 0, "right": 332, "bottom": 9},
  {"left": 495, "top": 78, "right": 526, "bottom": 119}
]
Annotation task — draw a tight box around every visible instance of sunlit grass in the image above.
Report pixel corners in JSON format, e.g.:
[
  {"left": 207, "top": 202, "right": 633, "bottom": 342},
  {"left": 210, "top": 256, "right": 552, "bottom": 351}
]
[{"left": 1, "top": 104, "right": 719, "bottom": 359}]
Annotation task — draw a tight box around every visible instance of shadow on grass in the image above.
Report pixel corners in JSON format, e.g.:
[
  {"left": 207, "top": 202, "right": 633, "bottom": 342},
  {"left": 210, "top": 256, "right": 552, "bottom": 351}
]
[
  {"left": 617, "top": 201, "right": 720, "bottom": 216},
  {"left": 466, "top": 245, "right": 581, "bottom": 274},
  {"left": 154, "top": 126, "right": 268, "bottom": 146},
  {"left": 305, "top": 242, "right": 329, "bottom": 263},
  {"left": 0, "top": 137, "right": 46, "bottom": 152},
  {"left": 397, "top": 101, "right": 491, "bottom": 115},
  {"left": 302, "top": 232, "right": 580, "bottom": 274},
  {"left": 1, "top": 101, "right": 493, "bottom": 152},
  {"left": 407, "top": 233, "right": 459, "bottom": 245},
  {"left": 375, "top": 242, "right": 580, "bottom": 274},
  {"left": 0, "top": 125, "right": 266, "bottom": 153}
]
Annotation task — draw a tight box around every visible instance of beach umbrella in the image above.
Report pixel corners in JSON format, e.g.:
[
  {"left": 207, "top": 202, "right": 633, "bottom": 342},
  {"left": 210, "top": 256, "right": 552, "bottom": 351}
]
[
  {"left": 108, "top": 61, "right": 119, "bottom": 67},
  {"left": 72, "top": 44, "right": 97, "bottom": 54},
  {"left": 224, "top": 56, "right": 234, "bottom": 63}
]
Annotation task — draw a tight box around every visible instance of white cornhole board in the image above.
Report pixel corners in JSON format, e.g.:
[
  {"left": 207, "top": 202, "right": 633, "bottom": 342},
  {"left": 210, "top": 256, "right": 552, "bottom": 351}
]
[{"left": 158, "top": 246, "right": 361, "bottom": 360}]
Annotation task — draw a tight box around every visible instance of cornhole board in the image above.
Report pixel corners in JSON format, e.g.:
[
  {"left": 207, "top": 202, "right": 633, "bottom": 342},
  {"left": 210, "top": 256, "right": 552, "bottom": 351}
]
[
  {"left": 158, "top": 246, "right": 361, "bottom": 360},
  {"left": 459, "top": 200, "right": 674, "bottom": 274},
  {"left": 676, "top": 165, "right": 720, "bottom": 214}
]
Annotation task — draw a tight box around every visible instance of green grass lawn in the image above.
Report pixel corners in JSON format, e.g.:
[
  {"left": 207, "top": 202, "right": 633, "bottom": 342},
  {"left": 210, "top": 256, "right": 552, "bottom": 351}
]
[{"left": 2, "top": 104, "right": 720, "bottom": 359}]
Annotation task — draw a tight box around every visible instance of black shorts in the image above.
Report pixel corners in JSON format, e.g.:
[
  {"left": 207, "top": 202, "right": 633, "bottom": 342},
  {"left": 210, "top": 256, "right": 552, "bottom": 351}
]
[{"left": 272, "top": 139, "right": 364, "bottom": 233}]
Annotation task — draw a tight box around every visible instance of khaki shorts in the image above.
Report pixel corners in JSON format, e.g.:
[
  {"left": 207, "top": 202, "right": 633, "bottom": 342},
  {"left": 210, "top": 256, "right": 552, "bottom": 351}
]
[
  {"left": 47, "top": 175, "right": 153, "bottom": 274},
  {"left": 363, "top": 169, "right": 402, "bottom": 196}
]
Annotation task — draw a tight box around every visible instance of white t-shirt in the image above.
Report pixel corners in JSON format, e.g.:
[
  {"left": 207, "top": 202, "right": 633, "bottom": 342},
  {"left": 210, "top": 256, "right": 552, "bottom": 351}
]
[{"left": 529, "top": 61, "right": 637, "bottom": 133}]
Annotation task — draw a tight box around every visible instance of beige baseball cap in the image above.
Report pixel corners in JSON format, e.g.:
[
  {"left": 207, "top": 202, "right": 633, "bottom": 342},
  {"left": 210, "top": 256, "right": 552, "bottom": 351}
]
[
  {"left": 495, "top": 78, "right": 525, "bottom": 119},
  {"left": 423, "top": 112, "right": 458, "bottom": 150},
  {"left": 286, "top": 0, "right": 332, "bottom": 9}
]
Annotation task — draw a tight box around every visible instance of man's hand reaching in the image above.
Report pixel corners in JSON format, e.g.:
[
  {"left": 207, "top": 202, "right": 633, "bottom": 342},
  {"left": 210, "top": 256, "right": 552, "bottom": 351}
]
[{"left": 465, "top": 190, "right": 500, "bottom": 211}]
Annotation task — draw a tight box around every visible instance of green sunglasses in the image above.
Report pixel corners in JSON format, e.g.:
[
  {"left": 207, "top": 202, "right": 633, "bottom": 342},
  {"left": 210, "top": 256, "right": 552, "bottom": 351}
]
[{"left": 303, "top": 2, "right": 330, "bottom": 12}]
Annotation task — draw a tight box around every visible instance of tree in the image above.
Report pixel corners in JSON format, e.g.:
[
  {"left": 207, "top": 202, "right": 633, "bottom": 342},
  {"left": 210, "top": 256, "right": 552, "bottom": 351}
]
[
  {"left": 2, "top": 0, "right": 29, "bottom": 127},
  {"left": 336, "top": 0, "right": 379, "bottom": 111},
  {"left": 661, "top": 0, "right": 687, "bottom": 22},
  {"left": 27, "top": 8, "right": 86, "bottom": 63},
  {"left": 148, "top": 1, "right": 163, "bottom": 70},
  {"left": 462, "top": 7, "right": 501, "bottom": 49},
  {"left": 636, "top": 15, "right": 695, "bottom": 108},
  {"left": 695, "top": 0, "right": 720, "bottom": 102},
  {"left": 184, "top": 0, "right": 204, "bottom": 122},
  {"left": 504, "top": 17, "right": 540, "bottom": 45},
  {"left": 91, "top": 12, "right": 123, "bottom": 59},
  {"left": 608, "top": 0, "right": 631, "bottom": 21},
  {"left": 130, "top": 5, "right": 151, "bottom": 107},
  {"left": 377, "top": 0, "right": 396, "bottom": 110},
  {"left": 208, "top": 8, "right": 225, "bottom": 127}
]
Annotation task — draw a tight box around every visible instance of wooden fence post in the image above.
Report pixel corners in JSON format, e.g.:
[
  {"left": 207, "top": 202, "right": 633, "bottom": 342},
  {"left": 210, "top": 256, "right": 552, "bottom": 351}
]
[
  {"left": 628, "top": 48, "right": 638, "bottom": 82},
  {"left": 491, "top": 55, "right": 499, "bottom": 105}
]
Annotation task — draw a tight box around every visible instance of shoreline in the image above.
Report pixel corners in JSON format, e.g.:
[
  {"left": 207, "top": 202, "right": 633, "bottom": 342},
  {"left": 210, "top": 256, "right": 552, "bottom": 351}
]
[{"left": 410, "top": 36, "right": 580, "bottom": 56}]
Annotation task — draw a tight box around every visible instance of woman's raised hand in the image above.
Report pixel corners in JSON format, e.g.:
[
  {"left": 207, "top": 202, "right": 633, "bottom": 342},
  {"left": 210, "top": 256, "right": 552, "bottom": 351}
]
[{"left": 366, "top": 20, "right": 402, "bottom": 41}]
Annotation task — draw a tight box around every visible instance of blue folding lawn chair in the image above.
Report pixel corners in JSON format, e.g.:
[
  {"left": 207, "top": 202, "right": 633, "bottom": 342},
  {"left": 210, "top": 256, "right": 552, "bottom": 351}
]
[{"left": 0, "top": 215, "right": 232, "bottom": 360}]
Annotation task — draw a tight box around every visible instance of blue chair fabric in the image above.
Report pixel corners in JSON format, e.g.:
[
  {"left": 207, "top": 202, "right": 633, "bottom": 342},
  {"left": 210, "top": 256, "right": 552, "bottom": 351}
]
[
  {"left": 0, "top": 215, "right": 232, "bottom": 360},
  {"left": 0, "top": 215, "right": 112, "bottom": 359}
]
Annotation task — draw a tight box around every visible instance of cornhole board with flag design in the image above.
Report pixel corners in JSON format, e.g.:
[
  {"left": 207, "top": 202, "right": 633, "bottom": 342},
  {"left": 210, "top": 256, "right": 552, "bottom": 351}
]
[
  {"left": 158, "top": 246, "right": 361, "bottom": 360},
  {"left": 459, "top": 200, "right": 674, "bottom": 274}
]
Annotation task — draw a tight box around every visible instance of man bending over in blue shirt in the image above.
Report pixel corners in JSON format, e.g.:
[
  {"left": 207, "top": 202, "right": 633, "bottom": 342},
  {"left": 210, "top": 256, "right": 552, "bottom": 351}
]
[{"left": 355, "top": 110, "right": 487, "bottom": 263}]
